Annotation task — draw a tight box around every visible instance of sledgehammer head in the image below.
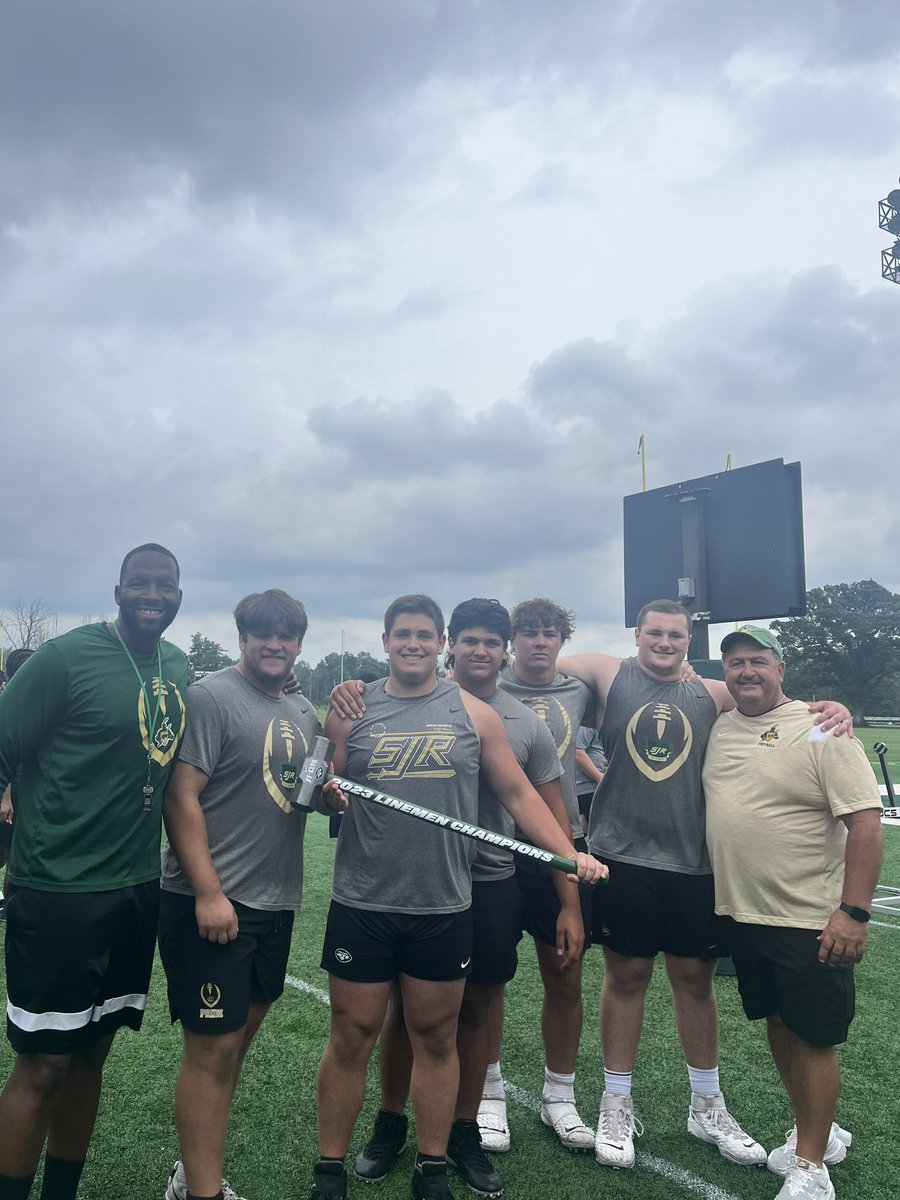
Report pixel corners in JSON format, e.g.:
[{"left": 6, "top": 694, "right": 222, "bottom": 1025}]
[{"left": 292, "top": 734, "right": 335, "bottom": 809}]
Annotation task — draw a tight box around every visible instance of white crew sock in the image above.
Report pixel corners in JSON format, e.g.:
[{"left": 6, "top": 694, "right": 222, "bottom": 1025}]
[
  {"left": 543, "top": 1067, "right": 575, "bottom": 1103},
  {"left": 603, "top": 1069, "right": 633, "bottom": 1097},
  {"left": 687, "top": 1065, "right": 721, "bottom": 1096},
  {"left": 482, "top": 1061, "right": 505, "bottom": 1100}
]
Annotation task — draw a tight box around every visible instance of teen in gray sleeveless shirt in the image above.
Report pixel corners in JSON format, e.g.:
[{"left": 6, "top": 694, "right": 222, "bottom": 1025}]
[
  {"left": 588, "top": 657, "right": 717, "bottom": 874},
  {"left": 332, "top": 677, "right": 481, "bottom": 914}
]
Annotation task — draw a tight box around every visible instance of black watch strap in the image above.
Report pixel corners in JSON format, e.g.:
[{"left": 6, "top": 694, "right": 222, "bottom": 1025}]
[{"left": 839, "top": 902, "right": 870, "bottom": 923}]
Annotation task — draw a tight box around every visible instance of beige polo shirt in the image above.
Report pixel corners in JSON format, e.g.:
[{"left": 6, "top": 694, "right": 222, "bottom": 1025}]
[{"left": 703, "top": 701, "right": 880, "bottom": 929}]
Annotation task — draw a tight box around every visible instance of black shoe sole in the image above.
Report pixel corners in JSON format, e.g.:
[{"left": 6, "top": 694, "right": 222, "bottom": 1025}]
[
  {"left": 354, "top": 1146, "right": 407, "bottom": 1184},
  {"left": 446, "top": 1157, "right": 503, "bottom": 1197}
]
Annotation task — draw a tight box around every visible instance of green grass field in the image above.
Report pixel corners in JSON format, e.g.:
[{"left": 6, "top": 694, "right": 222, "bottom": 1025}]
[
  {"left": 1, "top": 819, "right": 896, "bottom": 1200},
  {"left": 857, "top": 727, "right": 900, "bottom": 803}
]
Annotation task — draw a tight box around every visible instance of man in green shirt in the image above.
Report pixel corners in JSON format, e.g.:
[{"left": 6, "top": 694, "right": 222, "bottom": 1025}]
[{"left": 0, "top": 544, "right": 188, "bottom": 1200}]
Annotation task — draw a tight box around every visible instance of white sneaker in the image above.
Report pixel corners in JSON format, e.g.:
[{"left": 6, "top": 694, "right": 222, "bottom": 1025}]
[
  {"left": 477, "top": 1097, "right": 511, "bottom": 1153},
  {"left": 540, "top": 1098, "right": 594, "bottom": 1152},
  {"left": 687, "top": 1092, "right": 766, "bottom": 1166},
  {"left": 775, "top": 1156, "right": 835, "bottom": 1199},
  {"left": 594, "top": 1092, "right": 642, "bottom": 1169},
  {"left": 767, "top": 1123, "right": 851, "bottom": 1177},
  {"left": 165, "top": 1160, "right": 247, "bottom": 1200}
]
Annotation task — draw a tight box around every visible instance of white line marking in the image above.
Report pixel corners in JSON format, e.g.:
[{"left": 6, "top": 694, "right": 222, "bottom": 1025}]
[
  {"left": 285, "top": 974, "right": 741, "bottom": 1200},
  {"left": 285, "top": 974, "right": 330, "bottom": 1005},
  {"left": 871, "top": 919, "right": 900, "bottom": 930},
  {"left": 504, "top": 1080, "right": 539, "bottom": 1113},
  {"left": 638, "top": 1152, "right": 742, "bottom": 1200}
]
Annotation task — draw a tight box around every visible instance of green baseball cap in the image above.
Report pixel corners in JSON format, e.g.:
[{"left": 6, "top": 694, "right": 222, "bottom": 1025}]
[{"left": 720, "top": 624, "right": 784, "bottom": 662}]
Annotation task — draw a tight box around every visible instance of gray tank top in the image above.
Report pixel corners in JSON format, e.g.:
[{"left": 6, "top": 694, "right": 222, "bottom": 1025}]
[
  {"left": 332, "top": 678, "right": 481, "bottom": 914},
  {"left": 588, "top": 658, "right": 717, "bottom": 874},
  {"left": 498, "top": 668, "right": 592, "bottom": 839},
  {"left": 473, "top": 688, "right": 563, "bottom": 883}
]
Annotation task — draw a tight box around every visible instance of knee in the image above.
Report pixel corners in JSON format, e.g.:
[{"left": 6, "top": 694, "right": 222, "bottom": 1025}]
[
  {"left": 407, "top": 1015, "right": 459, "bottom": 1061},
  {"left": 183, "top": 1033, "right": 245, "bottom": 1082},
  {"left": 11, "top": 1052, "right": 72, "bottom": 1100},
  {"left": 670, "top": 968, "right": 716, "bottom": 1004},
  {"left": 458, "top": 994, "right": 488, "bottom": 1033},
  {"left": 604, "top": 962, "right": 652, "bottom": 1000},
  {"left": 327, "top": 1015, "right": 381, "bottom": 1067}
]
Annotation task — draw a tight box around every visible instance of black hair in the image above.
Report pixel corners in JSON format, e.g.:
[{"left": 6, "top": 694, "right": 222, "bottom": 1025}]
[
  {"left": 119, "top": 543, "right": 181, "bottom": 584},
  {"left": 448, "top": 598, "right": 510, "bottom": 644},
  {"left": 5, "top": 648, "right": 35, "bottom": 679}
]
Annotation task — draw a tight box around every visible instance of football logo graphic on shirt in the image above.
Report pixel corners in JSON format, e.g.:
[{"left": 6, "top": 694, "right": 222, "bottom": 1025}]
[
  {"left": 139, "top": 677, "right": 186, "bottom": 767},
  {"left": 522, "top": 695, "right": 573, "bottom": 760},
  {"left": 625, "top": 702, "right": 694, "bottom": 782},
  {"left": 263, "top": 719, "right": 311, "bottom": 812},
  {"left": 366, "top": 730, "right": 456, "bottom": 782},
  {"left": 758, "top": 725, "right": 780, "bottom": 746}
]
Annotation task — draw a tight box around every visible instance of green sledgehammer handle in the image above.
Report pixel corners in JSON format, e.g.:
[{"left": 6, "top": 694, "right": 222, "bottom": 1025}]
[{"left": 328, "top": 772, "right": 580, "bottom": 875}]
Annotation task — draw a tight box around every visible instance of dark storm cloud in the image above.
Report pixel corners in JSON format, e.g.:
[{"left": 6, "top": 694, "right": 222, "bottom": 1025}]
[
  {"left": 3, "top": 2, "right": 899, "bottom": 643},
  {"left": 526, "top": 339, "right": 661, "bottom": 419},
  {"left": 3, "top": 265, "right": 899, "bottom": 632},
  {"left": 2, "top": 1, "right": 895, "bottom": 225}
]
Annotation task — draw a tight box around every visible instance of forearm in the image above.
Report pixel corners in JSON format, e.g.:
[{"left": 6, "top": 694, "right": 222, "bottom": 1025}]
[
  {"left": 163, "top": 796, "right": 223, "bottom": 900},
  {"left": 505, "top": 789, "right": 576, "bottom": 859},
  {"left": 841, "top": 812, "right": 883, "bottom": 909}
]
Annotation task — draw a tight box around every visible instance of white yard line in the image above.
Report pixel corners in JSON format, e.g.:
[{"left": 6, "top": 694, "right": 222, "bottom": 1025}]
[
  {"left": 285, "top": 973, "right": 331, "bottom": 1005},
  {"left": 284, "top": 975, "right": 742, "bottom": 1200}
]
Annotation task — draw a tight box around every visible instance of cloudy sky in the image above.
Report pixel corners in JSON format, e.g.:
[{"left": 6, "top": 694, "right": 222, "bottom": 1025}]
[{"left": 2, "top": 0, "right": 899, "bottom": 665}]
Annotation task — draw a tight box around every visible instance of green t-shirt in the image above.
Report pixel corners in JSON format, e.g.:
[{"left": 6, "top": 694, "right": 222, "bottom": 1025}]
[{"left": 0, "top": 622, "right": 188, "bottom": 892}]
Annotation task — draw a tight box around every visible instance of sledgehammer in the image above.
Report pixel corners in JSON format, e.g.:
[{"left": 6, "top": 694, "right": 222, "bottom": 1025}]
[{"left": 292, "top": 734, "right": 582, "bottom": 876}]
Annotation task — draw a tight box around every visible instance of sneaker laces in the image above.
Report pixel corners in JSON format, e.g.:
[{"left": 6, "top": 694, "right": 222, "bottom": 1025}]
[
  {"left": 701, "top": 1105, "right": 754, "bottom": 1143},
  {"left": 366, "top": 1112, "right": 405, "bottom": 1156},
  {"left": 784, "top": 1163, "right": 822, "bottom": 1196},
  {"left": 598, "top": 1102, "right": 643, "bottom": 1145},
  {"left": 221, "top": 1181, "right": 242, "bottom": 1200}
]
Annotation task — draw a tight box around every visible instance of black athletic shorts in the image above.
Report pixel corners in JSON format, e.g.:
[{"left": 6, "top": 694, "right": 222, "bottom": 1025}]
[
  {"left": 517, "top": 836, "right": 592, "bottom": 950},
  {"left": 0, "top": 823, "right": 12, "bottom": 849},
  {"left": 591, "top": 860, "right": 720, "bottom": 959},
  {"left": 724, "top": 919, "right": 855, "bottom": 1046},
  {"left": 321, "top": 900, "right": 473, "bottom": 983},
  {"left": 5, "top": 880, "right": 159, "bottom": 1055},
  {"left": 158, "top": 890, "right": 294, "bottom": 1035},
  {"left": 577, "top": 791, "right": 594, "bottom": 822},
  {"left": 469, "top": 876, "right": 525, "bottom": 987}
]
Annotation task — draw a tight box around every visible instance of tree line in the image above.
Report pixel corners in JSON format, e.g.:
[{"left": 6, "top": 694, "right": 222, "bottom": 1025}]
[
  {"left": 6, "top": 581, "right": 900, "bottom": 720},
  {"left": 186, "top": 634, "right": 388, "bottom": 702}
]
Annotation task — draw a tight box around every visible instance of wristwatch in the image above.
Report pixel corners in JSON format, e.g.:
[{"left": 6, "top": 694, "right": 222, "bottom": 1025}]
[{"left": 839, "top": 902, "right": 870, "bottom": 923}]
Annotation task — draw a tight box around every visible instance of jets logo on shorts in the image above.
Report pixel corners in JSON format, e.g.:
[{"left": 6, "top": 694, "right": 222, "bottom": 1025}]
[
  {"left": 199, "top": 982, "right": 223, "bottom": 1019},
  {"left": 335, "top": 947, "right": 353, "bottom": 964}
]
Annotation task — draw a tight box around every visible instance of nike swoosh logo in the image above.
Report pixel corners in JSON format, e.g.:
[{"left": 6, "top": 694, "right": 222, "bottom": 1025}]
[{"left": 460, "top": 958, "right": 471, "bottom": 969}]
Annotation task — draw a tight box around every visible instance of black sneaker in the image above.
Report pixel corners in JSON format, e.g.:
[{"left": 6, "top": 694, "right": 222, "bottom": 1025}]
[
  {"left": 310, "top": 1160, "right": 347, "bottom": 1200},
  {"left": 447, "top": 1121, "right": 504, "bottom": 1197},
  {"left": 410, "top": 1161, "right": 455, "bottom": 1200},
  {"left": 354, "top": 1109, "right": 409, "bottom": 1182}
]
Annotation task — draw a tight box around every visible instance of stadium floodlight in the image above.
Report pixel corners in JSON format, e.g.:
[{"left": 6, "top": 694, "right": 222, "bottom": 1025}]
[
  {"left": 882, "top": 241, "right": 900, "bottom": 285},
  {"left": 878, "top": 181, "right": 900, "bottom": 284}
]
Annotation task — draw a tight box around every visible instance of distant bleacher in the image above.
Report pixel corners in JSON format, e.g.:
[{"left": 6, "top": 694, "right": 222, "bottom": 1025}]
[{"left": 863, "top": 716, "right": 900, "bottom": 727}]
